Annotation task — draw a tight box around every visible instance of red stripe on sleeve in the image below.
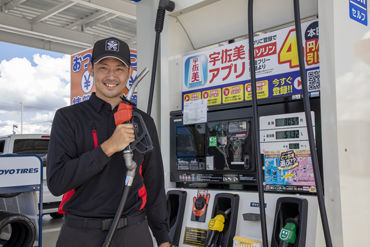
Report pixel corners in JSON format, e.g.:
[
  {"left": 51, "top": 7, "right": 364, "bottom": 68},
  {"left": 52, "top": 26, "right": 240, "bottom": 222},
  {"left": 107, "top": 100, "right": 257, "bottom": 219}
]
[
  {"left": 138, "top": 161, "right": 147, "bottom": 210},
  {"left": 58, "top": 129, "right": 99, "bottom": 214}
]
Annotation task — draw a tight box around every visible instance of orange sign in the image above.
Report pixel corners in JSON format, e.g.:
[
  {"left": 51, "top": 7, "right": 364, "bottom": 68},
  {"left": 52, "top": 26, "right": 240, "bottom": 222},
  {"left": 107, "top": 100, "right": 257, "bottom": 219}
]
[{"left": 70, "top": 48, "right": 137, "bottom": 105}]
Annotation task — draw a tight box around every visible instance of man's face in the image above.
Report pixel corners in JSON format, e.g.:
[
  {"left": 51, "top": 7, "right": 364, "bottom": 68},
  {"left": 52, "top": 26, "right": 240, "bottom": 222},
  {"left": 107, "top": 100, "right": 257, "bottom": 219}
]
[{"left": 88, "top": 57, "right": 132, "bottom": 103}]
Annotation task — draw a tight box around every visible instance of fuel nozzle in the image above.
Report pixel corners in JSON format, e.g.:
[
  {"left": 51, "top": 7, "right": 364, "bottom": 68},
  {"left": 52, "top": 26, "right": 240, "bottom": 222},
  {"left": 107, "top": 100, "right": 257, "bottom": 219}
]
[
  {"left": 279, "top": 217, "right": 298, "bottom": 247},
  {"left": 206, "top": 214, "right": 225, "bottom": 247},
  {"left": 208, "top": 214, "right": 226, "bottom": 232},
  {"left": 206, "top": 209, "right": 231, "bottom": 247},
  {"left": 103, "top": 70, "right": 151, "bottom": 247}
]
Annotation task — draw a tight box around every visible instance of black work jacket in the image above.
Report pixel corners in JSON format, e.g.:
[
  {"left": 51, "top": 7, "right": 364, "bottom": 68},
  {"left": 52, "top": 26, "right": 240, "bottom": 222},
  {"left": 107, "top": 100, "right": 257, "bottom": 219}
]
[{"left": 47, "top": 93, "right": 169, "bottom": 244}]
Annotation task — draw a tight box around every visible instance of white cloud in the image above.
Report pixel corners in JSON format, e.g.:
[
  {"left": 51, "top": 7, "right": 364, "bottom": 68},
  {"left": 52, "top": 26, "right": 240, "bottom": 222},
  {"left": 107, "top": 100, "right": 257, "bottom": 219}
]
[
  {"left": 0, "top": 54, "right": 70, "bottom": 111},
  {"left": 0, "top": 54, "right": 70, "bottom": 136},
  {"left": 0, "top": 112, "right": 55, "bottom": 136},
  {"left": 30, "top": 112, "right": 55, "bottom": 123},
  {"left": 0, "top": 120, "right": 16, "bottom": 136}
]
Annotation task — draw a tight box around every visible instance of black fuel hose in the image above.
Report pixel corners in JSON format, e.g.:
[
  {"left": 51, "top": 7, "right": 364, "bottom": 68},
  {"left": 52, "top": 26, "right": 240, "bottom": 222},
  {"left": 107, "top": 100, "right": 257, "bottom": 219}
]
[
  {"left": 147, "top": 0, "right": 175, "bottom": 115},
  {"left": 102, "top": 72, "right": 150, "bottom": 247},
  {"left": 101, "top": 184, "right": 130, "bottom": 247},
  {"left": 293, "top": 0, "right": 333, "bottom": 246},
  {"left": 0, "top": 211, "right": 36, "bottom": 247},
  {"left": 247, "top": 0, "right": 269, "bottom": 246}
]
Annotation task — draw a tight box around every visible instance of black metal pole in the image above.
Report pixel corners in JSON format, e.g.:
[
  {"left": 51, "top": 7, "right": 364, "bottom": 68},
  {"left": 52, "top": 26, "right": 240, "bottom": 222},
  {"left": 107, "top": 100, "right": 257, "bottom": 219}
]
[
  {"left": 147, "top": 0, "right": 175, "bottom": 116},
  {"left": 293, "top": 0, "right": 333, "bottom": 246},
  {"left": 248, "top": 0, "right": 269, "bottom": 246},
  {"left": 147, "top": 32, "right": 161, "bottom": 116}
]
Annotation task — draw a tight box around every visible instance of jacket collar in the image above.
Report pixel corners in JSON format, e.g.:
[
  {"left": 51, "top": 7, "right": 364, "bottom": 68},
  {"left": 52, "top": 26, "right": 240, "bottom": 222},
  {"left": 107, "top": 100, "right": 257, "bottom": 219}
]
[
  {"left": 88, "top": 93, "right": 108, "bottom": 112},
  {"left": 88, "top": 93, "right": 121, "bottom": 113}
]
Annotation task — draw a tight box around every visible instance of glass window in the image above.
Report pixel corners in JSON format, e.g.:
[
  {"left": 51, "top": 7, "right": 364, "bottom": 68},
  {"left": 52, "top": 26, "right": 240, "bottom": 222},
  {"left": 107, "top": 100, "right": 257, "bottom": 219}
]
[
  {"left": 13, "top": 139, "right": 49, "bottom": 154},
  {"left": 0, "top": 140, "right": 5, "bottom": 153}
]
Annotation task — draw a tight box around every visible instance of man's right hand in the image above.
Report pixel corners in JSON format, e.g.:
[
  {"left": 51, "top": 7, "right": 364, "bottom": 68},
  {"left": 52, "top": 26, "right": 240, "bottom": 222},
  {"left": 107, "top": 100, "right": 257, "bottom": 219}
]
[{"left": 101, "top": 124, "right": 135, "bottom": 157}]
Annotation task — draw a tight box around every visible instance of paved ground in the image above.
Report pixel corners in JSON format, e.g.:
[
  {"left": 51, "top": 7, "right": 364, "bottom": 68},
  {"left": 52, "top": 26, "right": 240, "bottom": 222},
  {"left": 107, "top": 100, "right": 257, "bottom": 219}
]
[
  {"left": 42, "top": 214, "right": 63, "bottom": 247},
  {"left": 39, "top": 174, "right": 370, "bottom": 246},
  {"left": 340, "top": 174, "right": 370, "bottom": 247}
]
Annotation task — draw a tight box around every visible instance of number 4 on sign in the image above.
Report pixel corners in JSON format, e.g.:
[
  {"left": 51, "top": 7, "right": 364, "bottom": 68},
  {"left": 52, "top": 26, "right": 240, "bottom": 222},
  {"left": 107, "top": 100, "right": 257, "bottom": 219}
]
[{"left": 279, "top": 29, "right": 300, "bottom": 68}]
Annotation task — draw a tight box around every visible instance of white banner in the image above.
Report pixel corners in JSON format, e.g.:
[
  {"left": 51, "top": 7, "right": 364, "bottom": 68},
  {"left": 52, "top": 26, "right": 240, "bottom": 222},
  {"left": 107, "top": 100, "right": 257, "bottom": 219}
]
[{"left": 0, "top": 156, "right": 41, "bottom": 188}]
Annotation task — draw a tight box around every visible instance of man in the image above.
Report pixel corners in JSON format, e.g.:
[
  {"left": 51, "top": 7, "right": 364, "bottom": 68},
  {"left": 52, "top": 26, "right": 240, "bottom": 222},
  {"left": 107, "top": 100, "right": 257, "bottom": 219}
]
[{"left": 47, "top": 37, "right": 170, "bottom": 247}]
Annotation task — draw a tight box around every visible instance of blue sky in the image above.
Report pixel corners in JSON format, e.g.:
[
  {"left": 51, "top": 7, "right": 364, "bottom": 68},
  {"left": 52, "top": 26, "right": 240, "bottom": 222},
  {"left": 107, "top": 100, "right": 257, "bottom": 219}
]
[
  {"left": 0, "top": 41, "right": 65, "bottom": 65},
  {"left": 0, "top": 41, "right": 70, "bottom": 136}
]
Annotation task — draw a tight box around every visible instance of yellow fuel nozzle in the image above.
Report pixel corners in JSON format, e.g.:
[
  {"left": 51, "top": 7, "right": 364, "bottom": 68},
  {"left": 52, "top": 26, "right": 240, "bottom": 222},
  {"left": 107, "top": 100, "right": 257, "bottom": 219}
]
[{"left": 208, "top": 214, "right": 225, "bottom": 232}]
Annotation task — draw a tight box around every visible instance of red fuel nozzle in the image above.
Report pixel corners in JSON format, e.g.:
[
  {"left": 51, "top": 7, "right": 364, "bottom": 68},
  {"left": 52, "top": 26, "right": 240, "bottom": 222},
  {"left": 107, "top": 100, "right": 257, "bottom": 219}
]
[{"left": 114, "top": 102, "right": 133, "bottom": 126}]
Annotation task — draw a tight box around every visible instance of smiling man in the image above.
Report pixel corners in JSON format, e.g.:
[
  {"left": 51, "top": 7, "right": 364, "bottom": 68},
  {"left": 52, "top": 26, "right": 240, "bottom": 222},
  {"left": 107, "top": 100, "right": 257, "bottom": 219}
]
[{"left": 47, "top": 37, "right": 170, "bottom": 247}]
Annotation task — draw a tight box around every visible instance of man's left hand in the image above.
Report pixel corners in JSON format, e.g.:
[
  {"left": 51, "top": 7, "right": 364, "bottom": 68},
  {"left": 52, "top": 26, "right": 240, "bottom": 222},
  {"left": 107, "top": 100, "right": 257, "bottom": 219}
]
[{"left": 159, "top": 242, "right": 170, "bottom": 247}]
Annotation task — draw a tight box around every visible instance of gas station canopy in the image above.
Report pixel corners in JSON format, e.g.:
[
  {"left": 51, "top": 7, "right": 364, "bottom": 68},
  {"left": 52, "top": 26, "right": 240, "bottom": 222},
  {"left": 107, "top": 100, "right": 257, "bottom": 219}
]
[{"left": 0, "top": 0, "right": 137, "bottom": 54}]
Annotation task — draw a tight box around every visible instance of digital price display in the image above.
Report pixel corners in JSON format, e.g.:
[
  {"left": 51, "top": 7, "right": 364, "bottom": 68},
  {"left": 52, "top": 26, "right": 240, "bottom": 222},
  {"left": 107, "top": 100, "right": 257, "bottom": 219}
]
[
  {"left": 276, "top": 130, "right": 300, "bottom": 139},
  {"left": 289, "top": 143, "right": 300, "bottom": 149},
  {"left": 275, "top": 117, "right": 299, "bottom": 127}
]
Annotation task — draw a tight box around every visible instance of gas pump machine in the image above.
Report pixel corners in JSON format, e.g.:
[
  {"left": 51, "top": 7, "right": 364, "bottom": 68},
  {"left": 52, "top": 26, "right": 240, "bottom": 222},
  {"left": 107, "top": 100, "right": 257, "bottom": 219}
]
[{"left": 136, "top": 0, "right": 343, "bottom": 246}]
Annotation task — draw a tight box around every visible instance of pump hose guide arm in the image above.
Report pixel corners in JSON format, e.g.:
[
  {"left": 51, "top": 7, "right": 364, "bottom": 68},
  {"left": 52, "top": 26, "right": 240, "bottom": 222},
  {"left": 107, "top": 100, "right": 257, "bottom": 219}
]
[
  {"left": 102, "top": 68, "right": 150, "bottom": 247},
  {"left": 247, "top": 0, "right": 269, "bottom": 246},
  {"left": 147, "top": 0, "right": 175, "bottom": 115},
  {"left": 293, "top": 0, "right": 333, "bottom": 246}
]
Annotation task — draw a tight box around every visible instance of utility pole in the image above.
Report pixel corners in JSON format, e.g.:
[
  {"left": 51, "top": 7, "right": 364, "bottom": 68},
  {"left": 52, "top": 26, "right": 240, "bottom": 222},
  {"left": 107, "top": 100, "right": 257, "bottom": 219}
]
[{"left": 20, "top": 102, "right": 24, "bottom": 134}]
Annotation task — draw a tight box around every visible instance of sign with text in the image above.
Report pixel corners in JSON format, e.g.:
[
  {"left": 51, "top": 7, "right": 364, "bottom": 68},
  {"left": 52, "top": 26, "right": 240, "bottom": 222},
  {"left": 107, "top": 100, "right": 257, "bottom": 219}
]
[
  {"left": 264, "top": 150, "right": 316, "bottom": 193},
  {"left": 182, "top": 20, "right": 320, "bottom": 107},
  {"left": 0, "top": 156, "right": 41, "bottom": 187},
  {"left": 70, "top": 48, "right": 138, "bottom": 105},
  {"left": 349, "top": 0, "right": 368, "bottom": 26},
  {"left": 183, "top": 99, "right": 208, "bottom": 125}
]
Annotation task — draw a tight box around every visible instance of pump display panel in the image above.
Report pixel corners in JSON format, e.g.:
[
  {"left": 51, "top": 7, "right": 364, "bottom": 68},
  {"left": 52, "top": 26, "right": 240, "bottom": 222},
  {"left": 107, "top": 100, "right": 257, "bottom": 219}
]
[
  {"left": 170, "top": 116, "right": 256, "bottom": 188},
  {"left": 170, "top": 99, "right": 322, "bottom": 193},
  {"left": 260, "top": 112, "right": 317, "bottom": 193}
]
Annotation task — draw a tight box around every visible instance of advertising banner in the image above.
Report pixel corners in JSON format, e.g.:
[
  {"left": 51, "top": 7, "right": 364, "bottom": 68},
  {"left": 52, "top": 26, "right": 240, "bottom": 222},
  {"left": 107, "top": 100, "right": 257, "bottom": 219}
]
[
  {"left": 182, "top": 20, "right": 320, "bottom": 107},
  {"left": 0, "top": 156, "right": 41, "bottom": 187},
  {"left": 264, "top": 150, "right": 316, "bottom": 193},
  {"left": 70, "top": 48, "right": 138, "bottom": 105}
]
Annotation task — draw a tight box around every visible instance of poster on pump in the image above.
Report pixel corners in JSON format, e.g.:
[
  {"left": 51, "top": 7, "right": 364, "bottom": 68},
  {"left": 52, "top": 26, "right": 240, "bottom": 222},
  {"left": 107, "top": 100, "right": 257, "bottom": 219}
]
[
  {"left": 182, "top": 19, "right": 320, "bottom": 107},
  {"left": 70, "top": 48, "right": 138, "bottom": 105}
]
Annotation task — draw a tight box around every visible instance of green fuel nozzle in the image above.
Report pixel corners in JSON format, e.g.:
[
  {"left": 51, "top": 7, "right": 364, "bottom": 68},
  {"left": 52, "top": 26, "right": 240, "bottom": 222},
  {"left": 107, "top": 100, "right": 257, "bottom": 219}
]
[{"left": 279, "top": 221, "right": 297, "bottom": 246}]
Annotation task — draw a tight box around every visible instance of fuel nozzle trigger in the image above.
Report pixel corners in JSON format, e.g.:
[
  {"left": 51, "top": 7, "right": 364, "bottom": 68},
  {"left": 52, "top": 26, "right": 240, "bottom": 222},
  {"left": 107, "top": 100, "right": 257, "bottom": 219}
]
[
  {"left": 208, "top": 214, "right": 226, "bottom": 232},
  {"left": 130, "top": 111, "right": 153, "bottom": 154},
  {"left": 279, "top": 217, "right": 298, "bottom": 246},
  {"left": 206, "top": 209, "right": 231, "bottom": 247},
  {"left": 114, "top": 99, "right": 153, "bottom": 155}
]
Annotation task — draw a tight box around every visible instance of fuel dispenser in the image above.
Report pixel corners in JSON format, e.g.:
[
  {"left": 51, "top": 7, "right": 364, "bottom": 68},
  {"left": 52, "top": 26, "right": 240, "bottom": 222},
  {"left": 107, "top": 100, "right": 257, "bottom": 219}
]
[
  {"left": 167, "top": 190, "right": 187, "bottom": 246},
  {"left": 169, "top": 97, "right": 321, "bottom": 247},
  {"left": 136, "top": 0, "right": 343, "bottom": 246}
]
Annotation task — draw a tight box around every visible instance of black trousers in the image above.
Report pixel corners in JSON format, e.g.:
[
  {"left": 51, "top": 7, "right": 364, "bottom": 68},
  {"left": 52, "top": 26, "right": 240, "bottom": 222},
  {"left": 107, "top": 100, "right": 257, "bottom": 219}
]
[{"left": 56, "top": 215, "right": 154, "bottom": 247}]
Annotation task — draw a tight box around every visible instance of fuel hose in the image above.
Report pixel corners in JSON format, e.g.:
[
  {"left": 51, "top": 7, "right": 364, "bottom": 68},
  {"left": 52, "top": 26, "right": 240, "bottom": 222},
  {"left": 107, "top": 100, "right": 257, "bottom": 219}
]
[
  {"left": 293, "top": 0, "right": 333, "bottom": 246},
  {"left": 247, "top": 0, "right": 269, "bottom": 246}
]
